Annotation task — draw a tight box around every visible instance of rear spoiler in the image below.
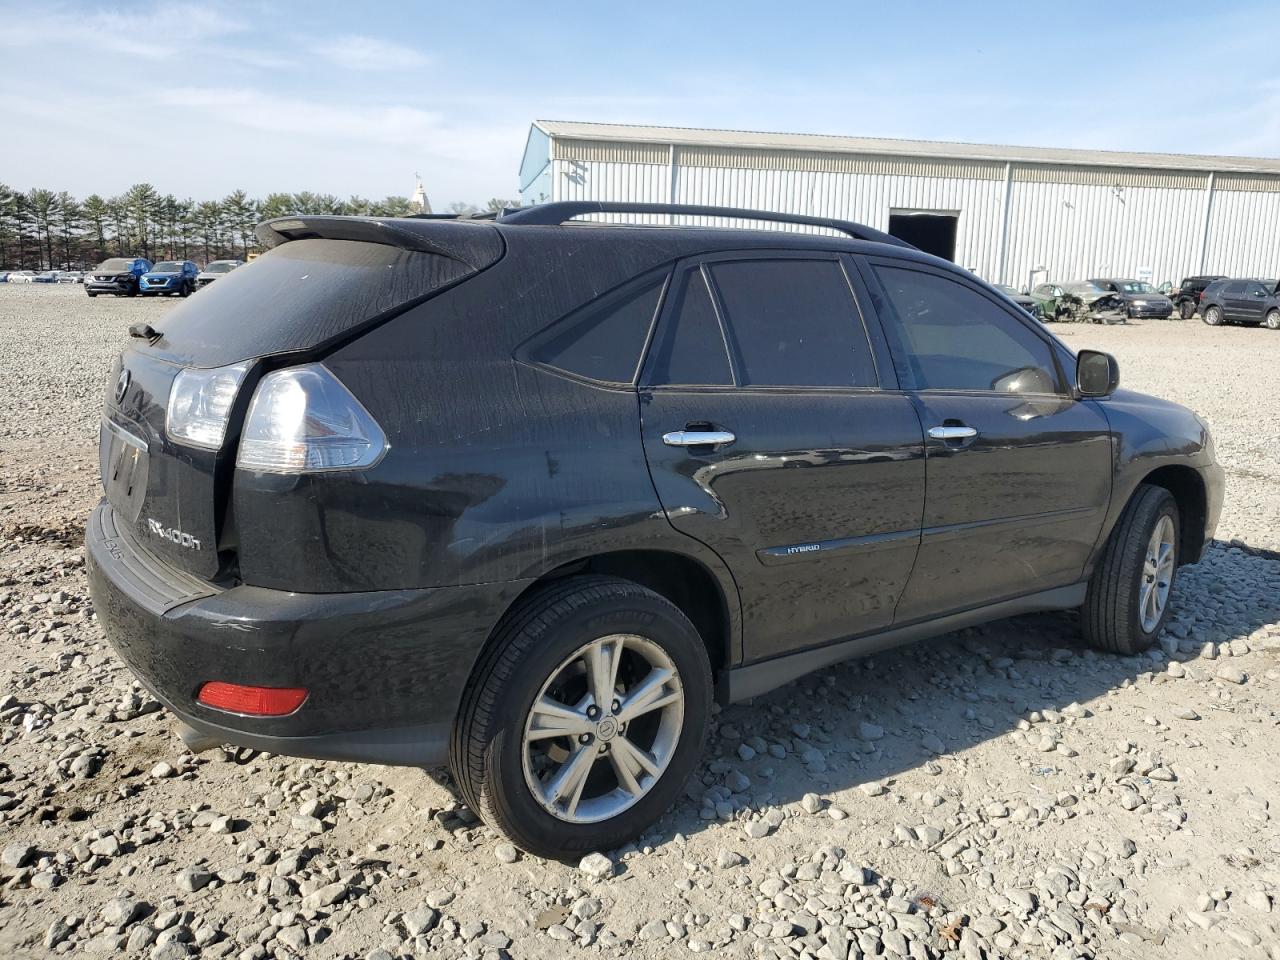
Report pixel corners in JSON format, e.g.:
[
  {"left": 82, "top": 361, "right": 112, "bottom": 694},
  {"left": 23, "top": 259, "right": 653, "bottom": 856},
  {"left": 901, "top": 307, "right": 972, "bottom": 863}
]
[{"left": 255, "top": 216, "right": 505, "bottom": 271}]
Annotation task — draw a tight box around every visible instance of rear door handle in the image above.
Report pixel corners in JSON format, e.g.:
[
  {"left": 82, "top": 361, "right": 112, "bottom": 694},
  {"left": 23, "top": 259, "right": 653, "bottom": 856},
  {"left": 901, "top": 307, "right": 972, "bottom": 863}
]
[
  {"left": 663, "top": 430, "right": 736, "bottom": 447},
  {"left": 928, "top": 425, "right": 978, "bottom": 440}
]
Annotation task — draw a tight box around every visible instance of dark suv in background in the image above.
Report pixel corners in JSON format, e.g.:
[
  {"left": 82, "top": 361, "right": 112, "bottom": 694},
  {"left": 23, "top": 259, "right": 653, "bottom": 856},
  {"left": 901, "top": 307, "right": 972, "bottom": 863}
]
[
  {"left": 1199, "top": 278, "right": 1280, "bottom": 329},
  {"left": 1172, "top": 275, "right": 1226, "bottom": 319},
  {"left": 86, "top": 257, "right": 152, "bottom": 297},
  {"left": 86, "top": 202, "right": 1222, "bottom": 858}
]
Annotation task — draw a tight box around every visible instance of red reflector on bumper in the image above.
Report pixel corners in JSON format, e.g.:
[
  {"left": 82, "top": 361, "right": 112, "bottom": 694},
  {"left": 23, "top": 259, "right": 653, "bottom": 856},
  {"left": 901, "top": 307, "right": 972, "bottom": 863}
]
[{"left": 197, "top": 682, "right": 307, "bottom": 716}]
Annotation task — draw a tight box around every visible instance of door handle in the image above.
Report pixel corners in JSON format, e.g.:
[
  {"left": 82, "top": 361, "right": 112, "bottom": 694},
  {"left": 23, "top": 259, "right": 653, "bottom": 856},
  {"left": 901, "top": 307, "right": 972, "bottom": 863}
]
[
  {"left": 663, "top": 430, "right": 736, "bottom": 447},
  {"left": 928, "top": 425, "right": 978, "bottom": 441}
]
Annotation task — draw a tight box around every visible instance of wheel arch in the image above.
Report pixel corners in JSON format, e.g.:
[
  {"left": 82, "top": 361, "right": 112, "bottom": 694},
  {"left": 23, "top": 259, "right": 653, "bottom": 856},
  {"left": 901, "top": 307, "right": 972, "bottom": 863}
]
[
  {"left": 1138, "top": 465, "right": 1207, "bottom": 565},
  {"left": 470, "top": 548, "right": 740, "bottom": 710}
]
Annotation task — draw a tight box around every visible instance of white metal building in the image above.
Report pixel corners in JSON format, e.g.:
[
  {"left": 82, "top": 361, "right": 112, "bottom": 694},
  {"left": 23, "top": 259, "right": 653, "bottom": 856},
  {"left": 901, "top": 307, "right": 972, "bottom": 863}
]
[{"left": 518, "top": 120, "right": 1280, "bottom": 289}]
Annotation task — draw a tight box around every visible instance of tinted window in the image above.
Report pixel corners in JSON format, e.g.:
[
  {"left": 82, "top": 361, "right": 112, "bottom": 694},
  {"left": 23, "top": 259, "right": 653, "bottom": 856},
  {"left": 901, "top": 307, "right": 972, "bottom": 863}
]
[
  {"left": 1222, "top": 281, "right": 1244, "bottom": 296},
  {"left": 1244, "top": 281, "right": 1269, "bottom": 297},
  {"left": 647, "top": 268, "right": 732, "bottom": 386},
  {"left": 873, "top": 265, "right": 1061, "bottom": 394},
  {"left": 530, "top": 275, "right": 664, "bottom": 383},
  {"left": 709, "top": 259, "right": 877, "bottom": 388}
]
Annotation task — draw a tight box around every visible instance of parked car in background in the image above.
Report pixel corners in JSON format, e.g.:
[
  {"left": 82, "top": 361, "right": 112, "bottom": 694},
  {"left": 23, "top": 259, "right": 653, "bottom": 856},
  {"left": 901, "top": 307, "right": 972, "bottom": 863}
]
[
  {"left": 1088, "top": 278, "right": 1174, "bottom": 319},
  {"left": 994, "top": 283, "right": 1045, "bottom": 320},
  {"left": 1031, "top": 281, "right": 1128, "bottom": 323},
  {"left": 86, "top": 202, "right": 1223, "bottom": 858},
  {"left": 196, "top": 259, "right": 243, "bottom": 288},
  {"left": 5, "top": 270, "right": 37, "bottom": 284},
  {"left": 1198, "top": 278, "right": 1280, "bottom": 329},
  {"left": 86, "top": 257, "right": 152, "bottom": 297},
  {"left": 34, "top": 271, "right": 60, "bottom": 283},
  {"left": 57, "top": 271, "right": 85, "bottom": 283},
  {"left": 1171, "top": 275, "right": 1225, "bottom": 319},
  {"left": 141, "top": 260, "right": 200, "bottom": 297}
]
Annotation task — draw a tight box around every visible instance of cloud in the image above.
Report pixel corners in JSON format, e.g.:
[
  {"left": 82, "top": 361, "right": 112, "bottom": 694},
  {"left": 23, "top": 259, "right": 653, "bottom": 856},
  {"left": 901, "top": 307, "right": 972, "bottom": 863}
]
[
  {"left": 0, "top": 1, "right": 251, "bottom": 61},
  {"left": 310, "top": 35, "right": 428, "bottom": 71}
]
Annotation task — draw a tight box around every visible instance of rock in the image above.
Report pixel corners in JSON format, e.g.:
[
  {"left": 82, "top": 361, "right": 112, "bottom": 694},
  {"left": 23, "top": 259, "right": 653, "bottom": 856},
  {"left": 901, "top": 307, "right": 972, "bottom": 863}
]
[
  {"left": 859, "top": 781, "right": 886, "bottom": 797},
  {"left": 1005, "top": 889, "right": 1036, "bottom": 916},
  {"left": 1244, "top": 889, "right": 1272, "bottom": 912},
  {"left": 494, "top": 843, "right": 519, "bottom": 863},
  {"left": 638, "top": 918, "right": 667, "bottom": 941},
  {"left": 921, "top": 733, "right": 945, "bottom": 754},
  {"left": 150, "top": 943, "right": 192, "bottom": 960},
  {"left": 276, "top": 926, "right": 307, "bottom": 952},
  {"left": 299, "top": 880, "right": 348, "bottom": 910},
  {"left": 1215, "top": 665, "right": 1246, "bottom": 684},
  {"left": 578, "top": 852, "right": 614, "bottom": 880},
  {"left": 801, "top": 793, "right": 823, "bottom": 814},
  {"left": 857, "top": 721, "right": 885, "bottom": 741},
  {"left": 44, "top": 917, "right": 77, "bottom": 949},
  {"left": 717, "top": 850, "right": 746, "bottom": 869},
  {"left": 150, "top": 762, "right": 176, "bottom": 778},
  {"left": 1, "top": 843, "right": 34, "bottom": 868},
  {"left": 744, "top": 820, "right": 771, "bottom": 839},
  {"left": 176, "top": 866, "right": 213, "bottom": 893},
  {"left": 1172, "top": 707, "right": 1199, "bottom": 720},
  {"left": 402, "top": 907, "right": 439, "bottom": 936},
  {"left": 101, "top": 895, "right": 142, "bottom": 928},
  {"left": 127, "top": 926, "right": 158, "bottom": 952}
]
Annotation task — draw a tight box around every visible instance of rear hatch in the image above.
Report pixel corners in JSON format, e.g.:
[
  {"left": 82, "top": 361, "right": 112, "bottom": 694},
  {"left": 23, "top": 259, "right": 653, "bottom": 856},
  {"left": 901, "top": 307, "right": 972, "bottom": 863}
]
[{"left": 100, "top": 216, "right": 504, "bottom": 579}]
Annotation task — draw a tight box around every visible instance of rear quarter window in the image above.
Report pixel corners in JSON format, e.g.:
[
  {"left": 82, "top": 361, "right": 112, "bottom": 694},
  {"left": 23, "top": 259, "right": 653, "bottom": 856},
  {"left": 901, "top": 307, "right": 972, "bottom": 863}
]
[{"left": 525, "top": 273, "right": 667, "bottom": 384}]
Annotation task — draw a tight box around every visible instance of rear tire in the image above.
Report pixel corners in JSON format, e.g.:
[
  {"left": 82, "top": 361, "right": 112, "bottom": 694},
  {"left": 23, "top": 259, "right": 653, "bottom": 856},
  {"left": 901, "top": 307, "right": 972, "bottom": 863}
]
[
  {"left": 1267, "top": 309, "right": 1280, "bottom": 331},
  {"left": 451, "top": 575, "right": 712, "bottom": 860},
  {"left": 1081, "top": 485, "right": 1179, "bottom": 655},
  {"left": 1202, "top": 305, "right": 1222, "bottom": 326},
  {"left": 1179, "top": 300, "right": 1195, "bottom": 320}
]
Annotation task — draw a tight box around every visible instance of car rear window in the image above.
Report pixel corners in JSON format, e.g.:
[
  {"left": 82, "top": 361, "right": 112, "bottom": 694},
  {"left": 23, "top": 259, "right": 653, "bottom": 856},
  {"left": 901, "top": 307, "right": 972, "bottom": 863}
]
[
  {"left": 527, "top": 273, "right": 666, "bottom": 384},
  {"left": 145, "top": 238, "right": 485, "bottom": 367}
]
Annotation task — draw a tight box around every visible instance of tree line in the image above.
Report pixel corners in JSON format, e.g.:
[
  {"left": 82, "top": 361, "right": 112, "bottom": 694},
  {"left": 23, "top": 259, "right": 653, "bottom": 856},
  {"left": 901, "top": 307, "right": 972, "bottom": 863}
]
[{"left": 0, "top": 184, "right": 518, "bottom": 270}]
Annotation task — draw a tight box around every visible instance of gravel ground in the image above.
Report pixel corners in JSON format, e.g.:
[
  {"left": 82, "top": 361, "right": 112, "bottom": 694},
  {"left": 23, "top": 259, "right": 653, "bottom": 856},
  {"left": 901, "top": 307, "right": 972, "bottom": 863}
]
[{"left": 1, "top": 284, "right": 1277, "bottom": 960}]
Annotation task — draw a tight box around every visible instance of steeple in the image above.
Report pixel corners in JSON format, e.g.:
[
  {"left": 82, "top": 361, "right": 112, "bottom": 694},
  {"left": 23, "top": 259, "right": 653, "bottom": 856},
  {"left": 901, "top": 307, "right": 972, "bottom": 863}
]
[{"left": 410, "top": 173, "right": 431, "bottom": 214}]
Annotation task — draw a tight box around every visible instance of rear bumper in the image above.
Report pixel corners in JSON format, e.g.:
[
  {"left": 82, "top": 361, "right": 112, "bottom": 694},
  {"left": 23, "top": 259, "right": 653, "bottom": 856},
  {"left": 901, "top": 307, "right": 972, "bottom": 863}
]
[{"left": 85, "top": 500, "right": 529, "bottom": 767}]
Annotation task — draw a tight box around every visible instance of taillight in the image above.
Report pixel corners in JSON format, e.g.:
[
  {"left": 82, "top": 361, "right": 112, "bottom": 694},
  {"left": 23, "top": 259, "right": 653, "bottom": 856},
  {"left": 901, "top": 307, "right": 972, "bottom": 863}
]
[
  {"left": 1198, "top": 291, "right": 1205, "bottom": 300},
  {"left": 236, "top": 364, "right": 388, "bottom": 474},
  {"left": 198, "top": 682, "right": 307, "bottom": 716},
  {"left": 166, "top": 362, "right": 249, "bottom": 449}
]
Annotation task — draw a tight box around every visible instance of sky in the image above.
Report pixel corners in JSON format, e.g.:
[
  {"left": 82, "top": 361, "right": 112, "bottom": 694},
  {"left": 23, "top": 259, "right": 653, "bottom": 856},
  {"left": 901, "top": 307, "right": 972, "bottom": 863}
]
[{"left": 2, "top": 0, "right": 1278, "bottom": 208}]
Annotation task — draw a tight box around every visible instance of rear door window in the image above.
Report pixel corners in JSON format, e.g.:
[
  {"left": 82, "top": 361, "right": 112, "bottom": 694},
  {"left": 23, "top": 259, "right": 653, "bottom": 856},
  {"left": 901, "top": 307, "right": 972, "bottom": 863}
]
[
  {"left": 707, "top": 258, "right": 877, "bottom": 388},
  {"left": 645, "top": 267, "right": 733, "bottom": 386},
  {"left": 528, "top": 274, "right": 666, "bottom": 384},
  {"left": 871, "top": 263, "right": 1062, "bottom": 395}
]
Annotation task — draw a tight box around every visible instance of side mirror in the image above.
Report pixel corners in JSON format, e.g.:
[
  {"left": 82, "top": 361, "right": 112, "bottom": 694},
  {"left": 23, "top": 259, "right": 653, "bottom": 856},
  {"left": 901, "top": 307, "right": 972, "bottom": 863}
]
[{"left": 1077, "top": 350, "right": 1120, "bottom": 397}]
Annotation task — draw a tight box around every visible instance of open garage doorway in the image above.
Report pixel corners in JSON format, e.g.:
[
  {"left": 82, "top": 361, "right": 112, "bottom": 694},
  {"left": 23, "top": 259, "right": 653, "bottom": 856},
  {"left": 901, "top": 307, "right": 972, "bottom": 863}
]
[{"left": 888, "top": 209, "right": 958, "bottom": 261}]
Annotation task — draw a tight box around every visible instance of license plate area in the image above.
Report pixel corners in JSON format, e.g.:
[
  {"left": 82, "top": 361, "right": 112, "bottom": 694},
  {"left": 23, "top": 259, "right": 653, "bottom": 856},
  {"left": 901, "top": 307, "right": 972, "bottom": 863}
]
[{"left": 101, "top": 419, "right": 150, "bottom": 523}]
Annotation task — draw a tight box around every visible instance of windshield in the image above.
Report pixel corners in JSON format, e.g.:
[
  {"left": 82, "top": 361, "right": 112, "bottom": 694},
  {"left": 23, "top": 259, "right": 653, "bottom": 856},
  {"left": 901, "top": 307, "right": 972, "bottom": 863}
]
[
  {"left": 97, "top": 258, "right": 133, "bottom": 272},
  {"left": 1065, "top": 282, "right": 1104, "bottom": 294},
  {"left": 205, "top": 261, "right": 237, "bottom": 273},
  {"left": 995, "top": 284, "right": 1018, "bottom": 296},
  {"left": 1119, "top": 281, "right": 1156, "bottom": 294},
  {"left": 152, "top": 261, "right": 184, "bottom": 272}
]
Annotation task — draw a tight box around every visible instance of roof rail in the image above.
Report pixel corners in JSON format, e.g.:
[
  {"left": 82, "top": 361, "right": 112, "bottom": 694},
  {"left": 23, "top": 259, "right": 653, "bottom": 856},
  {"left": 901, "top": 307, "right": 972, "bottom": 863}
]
[{"left": 497, "top": 201, "right": 914, "bottom": 248}]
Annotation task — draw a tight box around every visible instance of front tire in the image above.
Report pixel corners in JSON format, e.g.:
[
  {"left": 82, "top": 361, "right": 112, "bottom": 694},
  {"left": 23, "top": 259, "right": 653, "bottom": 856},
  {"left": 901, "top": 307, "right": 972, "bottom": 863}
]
[
  {"left": 1081, "top": 485, "right": 1179, "bottom": 655},
  {"left": 1265, "top": 309, "right": 1280, "bottom": 330},
  {"left": 452, "top": 576, "right": 712, "bottom": 860},
  {"left": 1203, "top": 305, "right": 1222, "bottom": 326}
]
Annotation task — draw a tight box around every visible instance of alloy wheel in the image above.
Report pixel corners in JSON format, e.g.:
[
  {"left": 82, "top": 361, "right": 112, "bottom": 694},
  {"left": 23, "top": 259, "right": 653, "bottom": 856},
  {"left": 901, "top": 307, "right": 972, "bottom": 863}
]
[
  {"left": 1138, "top": 515, "right": 1176, "bottom": 633},
  {"left": 521, "top": 634, "right": 684, "bottom": 824},
  {"left": 1267, "top": 310, "right": 1280, "bottom": 331}
]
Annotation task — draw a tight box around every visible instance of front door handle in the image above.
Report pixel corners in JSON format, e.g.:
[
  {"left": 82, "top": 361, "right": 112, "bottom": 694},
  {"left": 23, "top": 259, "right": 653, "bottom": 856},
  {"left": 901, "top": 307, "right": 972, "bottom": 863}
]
[
  {"left": 928, "top": 425, "right": 978, "bottom": 441},
  {"left": 663, "top": 430, "right": 736, "bottom": 447}
]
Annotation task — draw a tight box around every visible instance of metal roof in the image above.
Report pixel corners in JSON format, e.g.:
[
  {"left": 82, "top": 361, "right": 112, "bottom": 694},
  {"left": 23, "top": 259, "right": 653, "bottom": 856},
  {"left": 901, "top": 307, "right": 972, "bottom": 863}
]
[{"left": 533, "top": 120, "right": 1280, "bottom": 177}]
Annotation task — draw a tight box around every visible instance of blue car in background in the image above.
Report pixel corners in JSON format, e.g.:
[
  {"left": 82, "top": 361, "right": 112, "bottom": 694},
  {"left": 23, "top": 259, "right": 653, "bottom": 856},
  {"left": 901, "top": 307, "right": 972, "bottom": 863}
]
[
  {"left": 86, "top": 257, "right": 152, "bottom": 297},
  {"left": 140, "top": 259, "right": 200, "bottom": 297}
]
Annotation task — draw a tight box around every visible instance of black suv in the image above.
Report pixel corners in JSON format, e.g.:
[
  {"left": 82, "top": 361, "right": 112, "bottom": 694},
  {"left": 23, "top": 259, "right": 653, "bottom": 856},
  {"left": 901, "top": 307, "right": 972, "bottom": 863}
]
[
  {"left": 86, "top": 203, "right": 1223, "bottom": 858},
  {"left": 1172, "top": 275, "right": 1226, "bottom": 319},
  {"left": 1198, "top": 278, "right": 1280, "bottom": 329}
]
